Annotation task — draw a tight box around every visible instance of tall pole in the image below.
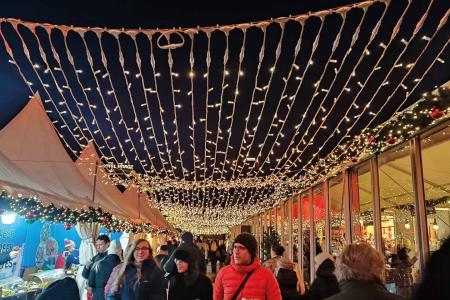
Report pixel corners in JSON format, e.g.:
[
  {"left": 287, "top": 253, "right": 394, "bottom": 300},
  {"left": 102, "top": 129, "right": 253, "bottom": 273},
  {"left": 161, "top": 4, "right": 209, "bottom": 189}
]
[{"left": 92, "top": 160, "right": 99, "bottom": 203}]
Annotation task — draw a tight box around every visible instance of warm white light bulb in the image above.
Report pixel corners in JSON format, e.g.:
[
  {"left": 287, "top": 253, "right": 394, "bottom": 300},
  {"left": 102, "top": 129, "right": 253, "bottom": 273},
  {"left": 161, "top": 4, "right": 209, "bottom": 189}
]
[{"left": 1, "top": 213, "right": 16, "bottom": 225}]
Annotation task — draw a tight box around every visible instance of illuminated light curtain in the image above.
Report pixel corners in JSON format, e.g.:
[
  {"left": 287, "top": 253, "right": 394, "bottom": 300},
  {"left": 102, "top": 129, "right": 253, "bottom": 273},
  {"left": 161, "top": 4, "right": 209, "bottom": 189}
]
[{"left": 0, "top": 0, "right": 448, "bottom": 234}]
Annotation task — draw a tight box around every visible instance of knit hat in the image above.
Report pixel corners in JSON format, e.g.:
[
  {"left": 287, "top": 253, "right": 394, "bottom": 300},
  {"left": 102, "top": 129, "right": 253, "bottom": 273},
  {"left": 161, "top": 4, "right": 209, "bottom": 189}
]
[
  {"left": 234, "top": 233, "right": 257, "bottom": 260},
  {"left": 314, "top": 252, "right": 334, "bottom": 272},
  {"left": 174, "top": 249, "right": 191, "bottom": 263},
  {"left": 181, "top": 232, "right": 194, "bottom": 244},
  {"left": 64, "top": 239, "right": 75, "bottom": 249}
]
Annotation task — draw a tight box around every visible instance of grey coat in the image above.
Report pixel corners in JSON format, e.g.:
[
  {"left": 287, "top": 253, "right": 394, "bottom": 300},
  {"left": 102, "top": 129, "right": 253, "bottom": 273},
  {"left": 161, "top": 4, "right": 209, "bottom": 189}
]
[{"left": 326, "top": 279, "right": 404, "bottom": 300}]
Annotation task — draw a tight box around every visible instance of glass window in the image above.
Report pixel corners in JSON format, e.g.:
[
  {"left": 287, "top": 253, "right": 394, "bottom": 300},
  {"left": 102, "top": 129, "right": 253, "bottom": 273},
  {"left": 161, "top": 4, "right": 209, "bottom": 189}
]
[
  {"left": 283, "top": 200, "right": 290, "bottom": 256},
  {"left": 301, "top": 192, "right": 311, "bottom": 285},
  {"left": 351, "top": 161, "right": 375, "bottom": 247},
  {"left": 313, "top": 184, "right": 326, "bottom": 256},
  {"left": 329, "top": 174, "right": 346, "bottom": 256},
  {"left": 271, "top": 208, "right": 276, "bottom": 228},
  {"left": 277, "top": 205, "right": 282, "bottom": 238},
  {"left": 378, "top": 143, "right": 419, "bottom": 297},
  {"left": 292, "top": 197, "right": 299, "bottom": 263},
  {"left": 421, "top": 125, "right": 450, "bottom": 253}
]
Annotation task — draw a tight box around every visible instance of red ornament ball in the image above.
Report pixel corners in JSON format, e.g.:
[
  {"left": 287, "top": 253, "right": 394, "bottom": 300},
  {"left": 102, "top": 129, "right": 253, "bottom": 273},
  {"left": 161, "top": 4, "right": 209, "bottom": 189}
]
[
  {"left": 64, "top": 223, "right": 72, "bottom": 230},
  {"left": 351, "top": 157, "right": 359, "bottom": 163},
  {"left": 386, "top": 136, "right": 397, "bottom": 144},
  {"left": 430, "top": 107, "right": 444, "bottom": 120},
  {"left": 25, "top": 211, "right": 35, "bottom": 220}
]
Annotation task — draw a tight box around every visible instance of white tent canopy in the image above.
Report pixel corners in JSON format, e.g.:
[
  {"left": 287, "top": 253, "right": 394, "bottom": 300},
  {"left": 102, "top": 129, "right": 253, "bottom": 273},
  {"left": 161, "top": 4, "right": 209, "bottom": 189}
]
[
  {"left": 0, "top": 93, "right": 170, "bottom": 228},
  {"left": 76, "top": 143, "right": 170, "bottom": 227}
]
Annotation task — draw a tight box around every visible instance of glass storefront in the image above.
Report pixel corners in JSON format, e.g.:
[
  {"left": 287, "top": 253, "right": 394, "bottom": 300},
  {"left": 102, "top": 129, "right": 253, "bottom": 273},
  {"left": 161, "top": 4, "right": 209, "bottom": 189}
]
[
  {"left": 313, "top": 184, "right": 326, "bottom": 255},
  {"left": 378, "top": 143, "right": 418, "bottom": 297},
  {"left": 254, "top": 119, "right": 450, "bottom": 295},
  {"left": 292, "top": 197, "right": 299, "bottom": 263},
  {"left": 351, "top": 161, "right": 376, "bottom": 247},
  {"left": 301, "top": 192, "right": 311, "bottom": 285},
  {"left": 421, "top": 125, "right": 450, "bottom": 253},
  {"left": 282, "top": 200, "right": 289, "bottom": 253},
  {"left": 329, "top": 174, "right": 345, "bottom": 256}
]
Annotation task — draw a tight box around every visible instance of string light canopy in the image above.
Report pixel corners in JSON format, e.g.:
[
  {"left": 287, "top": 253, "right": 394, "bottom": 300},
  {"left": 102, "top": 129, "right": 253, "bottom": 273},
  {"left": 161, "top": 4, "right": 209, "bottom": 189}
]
[{"left": 0, "top": 0, "right": 449, "bottom": 234}]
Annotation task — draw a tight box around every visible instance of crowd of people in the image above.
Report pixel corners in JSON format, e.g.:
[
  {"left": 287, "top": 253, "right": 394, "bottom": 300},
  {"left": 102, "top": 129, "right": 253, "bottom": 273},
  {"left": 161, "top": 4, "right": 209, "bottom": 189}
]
[{"left": 33, "top": 231, "right": 450, "bottom": 300}]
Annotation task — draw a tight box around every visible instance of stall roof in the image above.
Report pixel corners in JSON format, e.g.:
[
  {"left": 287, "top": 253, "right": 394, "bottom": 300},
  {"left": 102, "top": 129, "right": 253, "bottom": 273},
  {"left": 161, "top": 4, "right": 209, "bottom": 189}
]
[
  {"left": 76, "top": 143, "right": 171, "bottom": 228},
  {"left": 0, "top": 92, "right": 170, "bottom": 227}
]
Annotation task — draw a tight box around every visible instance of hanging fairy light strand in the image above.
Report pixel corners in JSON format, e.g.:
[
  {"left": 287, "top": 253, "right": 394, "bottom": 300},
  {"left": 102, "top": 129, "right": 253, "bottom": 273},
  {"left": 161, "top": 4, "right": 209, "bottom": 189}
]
[
  {"left": 1, "top": 0, "right": 449, "bottom": 234},
  {"left": 291, "top": 0, "right": 445, "bottom": 182}
]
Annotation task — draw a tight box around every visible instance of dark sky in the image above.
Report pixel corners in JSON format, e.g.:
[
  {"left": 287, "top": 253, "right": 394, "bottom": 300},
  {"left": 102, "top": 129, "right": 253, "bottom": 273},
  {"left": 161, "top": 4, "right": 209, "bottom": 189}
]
[{"left": 0, "top": 0, "right": 362, "bottom": 129}]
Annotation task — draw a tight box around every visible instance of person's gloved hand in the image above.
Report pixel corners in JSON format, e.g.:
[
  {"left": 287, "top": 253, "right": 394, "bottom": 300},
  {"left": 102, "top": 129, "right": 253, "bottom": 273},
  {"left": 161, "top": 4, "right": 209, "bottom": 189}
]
[{"left": 9, "top": 250, "right": 19, "bottom": 260}]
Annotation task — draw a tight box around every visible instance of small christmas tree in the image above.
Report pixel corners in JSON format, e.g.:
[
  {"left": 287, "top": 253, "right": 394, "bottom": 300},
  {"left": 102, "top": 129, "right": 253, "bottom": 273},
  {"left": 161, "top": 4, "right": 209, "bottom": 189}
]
[{"left": 262, "top": 226, "right": 281, "bottom": 261}]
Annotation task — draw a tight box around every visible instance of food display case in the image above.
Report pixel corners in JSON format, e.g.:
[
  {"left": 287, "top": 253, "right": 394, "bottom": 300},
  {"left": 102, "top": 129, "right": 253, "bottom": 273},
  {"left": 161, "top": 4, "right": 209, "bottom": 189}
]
[
  {"left": 27, "top": 269, "right": 66, "bottom": 284},
  {"left": 0, "top": 276, "right": 43, "bottom": 300}
]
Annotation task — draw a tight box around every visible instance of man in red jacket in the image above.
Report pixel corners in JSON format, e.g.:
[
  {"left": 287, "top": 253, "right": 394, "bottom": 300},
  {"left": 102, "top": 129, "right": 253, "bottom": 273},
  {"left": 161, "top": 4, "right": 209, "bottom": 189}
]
[{"left": 214, "top": 233, "right": 282, "bottom": 300}]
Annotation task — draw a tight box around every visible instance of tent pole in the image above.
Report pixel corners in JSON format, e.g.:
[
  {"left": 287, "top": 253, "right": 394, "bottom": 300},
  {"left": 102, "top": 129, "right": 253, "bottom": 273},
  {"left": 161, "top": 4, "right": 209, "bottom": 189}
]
[{"left": 92, "top": 160, "right": 99, "bottom": 203}]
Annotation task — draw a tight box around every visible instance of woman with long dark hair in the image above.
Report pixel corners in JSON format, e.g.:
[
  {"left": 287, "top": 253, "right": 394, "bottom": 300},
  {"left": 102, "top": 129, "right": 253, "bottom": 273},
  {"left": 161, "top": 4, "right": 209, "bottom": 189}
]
[
  {"left": 168, "top": 249, "right": 212, "bottom": 300},
  {"left": 108, "top": 239, "right": 166, "bottom": 300}
]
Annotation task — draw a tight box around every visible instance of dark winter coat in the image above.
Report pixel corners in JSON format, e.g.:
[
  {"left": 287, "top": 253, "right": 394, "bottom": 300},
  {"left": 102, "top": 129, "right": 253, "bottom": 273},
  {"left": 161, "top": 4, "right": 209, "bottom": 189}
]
[
  {"left": 88, "top": 254, "right": 121, "bottom": 300},
  {"left": 309, "top": 259, "right": 339, "bottom": 300},
  {"left": 82, "top": 251, "right": 108, "bottom": 279},
  {"left": 65, "top": 249, "right": 80, "bottom": 269},
  {"left": 276, "top": 268, "right": 302, "bottom": 300},
  {"left": 164, "top": 242, "right": 206, "bottom": 275},
  {"left": 168, "top": 272, "right": 213, "bottom": 300},
  {"left": 0, "top": 253, "right": 11, "bottom": 265},
  {"left": 326, "top": 279, "right": 405, "bottom": 300},
  {"left": 155, "top": 254, "right": 168, "bottom": 270},
  {"left": 35, "top": 277, "right": 80, "bottom": 300},
  {"left": 109, "top": 259, "right": 166, "bottom": 300},
  {"left": 218, "top": 244, "right": 227, "bottom": 264}
]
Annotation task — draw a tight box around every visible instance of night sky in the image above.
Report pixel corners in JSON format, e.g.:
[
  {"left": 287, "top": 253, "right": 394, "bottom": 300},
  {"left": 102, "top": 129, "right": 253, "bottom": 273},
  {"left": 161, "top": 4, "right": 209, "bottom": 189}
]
[{"left": 0, "top": 0, "right": 364, "bottom": 129}]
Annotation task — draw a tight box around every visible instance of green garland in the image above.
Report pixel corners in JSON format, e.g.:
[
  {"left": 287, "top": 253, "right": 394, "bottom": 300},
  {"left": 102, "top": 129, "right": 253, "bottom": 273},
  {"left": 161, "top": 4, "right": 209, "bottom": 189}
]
[
  {"left": 261, "top": 226, "right": 281, "bottom": 261},
  {"left": 0, "top": 190, "right": 172, "bottom": 234},
  {"left": 297, "top": 86, "right": 450, "bottom": 190}
]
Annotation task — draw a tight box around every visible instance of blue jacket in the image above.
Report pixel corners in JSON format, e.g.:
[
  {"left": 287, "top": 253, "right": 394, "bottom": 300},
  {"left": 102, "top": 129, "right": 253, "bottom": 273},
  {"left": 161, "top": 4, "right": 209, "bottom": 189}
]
[
  {"left": 109, "top": 259, "right": 166, "bottom": 300},
  {"left": 0, "top": 253, "right": 11, "bottom": 266}
]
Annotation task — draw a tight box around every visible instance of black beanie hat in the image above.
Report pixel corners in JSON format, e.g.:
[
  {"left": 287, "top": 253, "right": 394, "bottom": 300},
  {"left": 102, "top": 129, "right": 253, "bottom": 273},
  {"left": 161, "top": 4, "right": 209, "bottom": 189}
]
[
  {"left": 181, "top": 232, "right": 194, "bottom": 244},
  {"left": 174, "top": 249, "right": 191, "bottom": 263},
  {"left": 234, "top": 233, "right": 257, "bottom": 260}
]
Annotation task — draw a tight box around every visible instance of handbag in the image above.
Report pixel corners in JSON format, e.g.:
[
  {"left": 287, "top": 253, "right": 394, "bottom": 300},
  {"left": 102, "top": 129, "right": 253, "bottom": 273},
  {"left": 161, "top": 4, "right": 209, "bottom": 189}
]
[{"left": 231, "top": 269, "right": 255, "bottom": 300}]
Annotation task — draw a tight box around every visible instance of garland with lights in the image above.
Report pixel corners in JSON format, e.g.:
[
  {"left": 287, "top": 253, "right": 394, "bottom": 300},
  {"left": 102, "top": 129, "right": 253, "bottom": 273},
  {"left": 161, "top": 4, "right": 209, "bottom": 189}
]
[
  {"left": 0, "top": 190, "right": 171, "bottom": 234},
  {"left": 292, "top": 86, "right": 450, "bottom": 191}
]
